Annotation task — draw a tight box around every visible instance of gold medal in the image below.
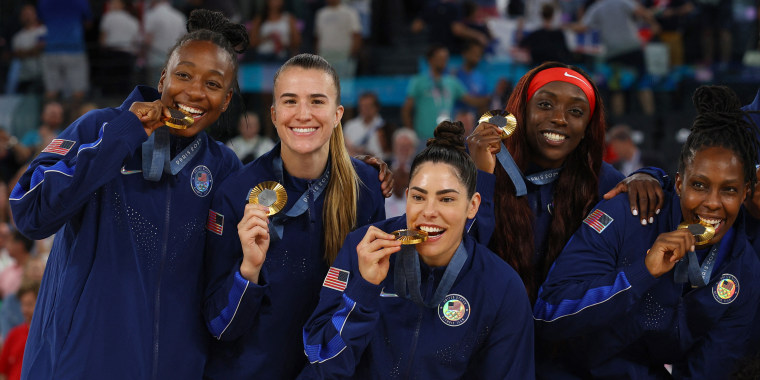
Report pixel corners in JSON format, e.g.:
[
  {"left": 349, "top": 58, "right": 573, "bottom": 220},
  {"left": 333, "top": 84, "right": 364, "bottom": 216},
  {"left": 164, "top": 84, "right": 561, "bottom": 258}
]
[
  {"left": 391, "top": 229, "right": 428, "bottom": 245},
  {"left": 677, "top": 222, "right": 716, "bottom": 246},
  {"left": 478, "top": 110, "right": 517, "bottom": 139},
  {"left": 249, "top": 181, "right": 288, "bottom": 215},
  {"left": 164, "top": 108, "right": 194, "bottom": 129}
]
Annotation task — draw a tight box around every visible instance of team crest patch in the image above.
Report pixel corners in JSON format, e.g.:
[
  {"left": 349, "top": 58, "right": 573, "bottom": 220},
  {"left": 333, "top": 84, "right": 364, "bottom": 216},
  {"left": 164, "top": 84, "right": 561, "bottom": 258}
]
[
  {"left": 323, "top": 267, "right": 349, "bottom": 292},
  {"left": 191, "top": 165, "right": 212, "bottom": 197},
  {"left": 42, "top": 139, "right": 76, "bottom": 155},
  {"left": 438, "top": 294, "right": 470, "bottom": 327},
  {"left": 584, "top": 209, "right": 613, "bottom": 233},
  {"left": 712, "top": 273, "right": 739, "bottom": 304}
]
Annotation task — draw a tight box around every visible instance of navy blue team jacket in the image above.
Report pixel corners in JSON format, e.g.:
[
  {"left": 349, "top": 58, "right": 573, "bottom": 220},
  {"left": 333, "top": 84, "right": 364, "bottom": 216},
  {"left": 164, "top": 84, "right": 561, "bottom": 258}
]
[
  {"left": 10, "top": 86, "right": 242, "bottom": 379},
  {"left": 298, "top": 216, "right": 535, "bottom": 379},
  {"left": 533, "top": 188, "right": 760, "bottom": 379},
  {"left": 203, "top": 144, "right": 386, "bottom": 379}
]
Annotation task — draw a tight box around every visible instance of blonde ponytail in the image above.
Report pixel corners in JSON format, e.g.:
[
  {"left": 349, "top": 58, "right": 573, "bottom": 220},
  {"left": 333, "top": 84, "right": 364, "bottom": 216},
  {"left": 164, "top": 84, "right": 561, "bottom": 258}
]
[{"left": 323, "top": 123, "right": 359, "bottom": 264}]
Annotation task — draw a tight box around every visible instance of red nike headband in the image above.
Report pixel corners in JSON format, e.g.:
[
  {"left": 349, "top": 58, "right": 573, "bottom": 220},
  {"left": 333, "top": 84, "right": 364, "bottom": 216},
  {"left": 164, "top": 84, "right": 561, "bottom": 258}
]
[{"left": 527, "top": 67, "right": 596, "bottom": 117}]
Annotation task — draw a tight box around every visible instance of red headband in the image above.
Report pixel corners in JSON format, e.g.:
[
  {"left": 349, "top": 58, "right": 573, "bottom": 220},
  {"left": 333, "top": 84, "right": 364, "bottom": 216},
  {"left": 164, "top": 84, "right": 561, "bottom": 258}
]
[{"left": 527, "top": 67, "right": 596, "bottom": 116}]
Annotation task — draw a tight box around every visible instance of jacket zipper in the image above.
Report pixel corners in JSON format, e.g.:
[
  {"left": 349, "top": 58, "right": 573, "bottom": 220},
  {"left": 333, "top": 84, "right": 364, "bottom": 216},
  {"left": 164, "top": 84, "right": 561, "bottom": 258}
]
[{"left": 152, "top": 183, "right": 172, "bottom": 379}]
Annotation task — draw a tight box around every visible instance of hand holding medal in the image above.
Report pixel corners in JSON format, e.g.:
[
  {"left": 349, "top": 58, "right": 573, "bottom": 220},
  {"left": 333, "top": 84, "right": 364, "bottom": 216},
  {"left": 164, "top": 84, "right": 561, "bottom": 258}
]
[
  {"left": 163, "top": 108, "right": 194, "bottom": 129},
  {"left": 248, "top": 181, "right": 288, "bottom": 215},
  {"left": 391, "top": 229, "right": 428, "bottom": 245},
  {"left": 677, "top": 222, "right": 716, "bottom": 246},
  {"left": 478, "top": 110, "right": 517, "bottom": 139}
]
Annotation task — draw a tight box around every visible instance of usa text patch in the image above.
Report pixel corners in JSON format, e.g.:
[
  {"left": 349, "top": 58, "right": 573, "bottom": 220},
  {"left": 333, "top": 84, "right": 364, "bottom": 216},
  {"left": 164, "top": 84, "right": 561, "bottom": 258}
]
[
  {"left": 42, "top": 139, "right": 76, "bottom": 155},
  {"left": 206, "top": 209, "right": 224, "bottom": 235},
  {"left": 584, "top": 209, "right": 613, "bottom": 233},
  {"left": 323, "top": 267, "right": 349, "bottom": 292}
]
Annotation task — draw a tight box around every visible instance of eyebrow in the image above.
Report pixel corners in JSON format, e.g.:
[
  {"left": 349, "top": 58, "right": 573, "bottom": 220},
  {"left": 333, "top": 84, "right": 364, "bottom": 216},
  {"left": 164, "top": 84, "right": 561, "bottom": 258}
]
[
  {"left": 535, "top": 89, "right": 589, "bottom": 105},
  {"left": 279, "top": 93, "right": 329, "bottom": 100},
  {"left": 410, "top": 186, "right": 460, "bottom": 195},
  {"left": 176, "top": 61, "right": 225, "bottom": 77}
]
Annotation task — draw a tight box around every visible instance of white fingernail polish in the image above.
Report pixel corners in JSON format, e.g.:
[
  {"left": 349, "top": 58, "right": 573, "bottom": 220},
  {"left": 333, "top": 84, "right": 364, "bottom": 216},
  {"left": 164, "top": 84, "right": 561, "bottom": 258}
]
[
  {"left": 632, "top": 209, "right": 638, "bottom": 216},
  {"left": 649, "top": 217, "right": 654, "bottom": 224},
  {"left": 655, "top": 209, "right": 661, "bottom": 215},
  {"left": 641, "top": 219, "right": 647, "bottom": 226}
]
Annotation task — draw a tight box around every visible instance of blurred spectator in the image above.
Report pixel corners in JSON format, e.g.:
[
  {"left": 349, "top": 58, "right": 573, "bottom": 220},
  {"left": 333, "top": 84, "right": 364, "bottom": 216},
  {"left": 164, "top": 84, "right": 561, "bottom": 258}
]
[
  {"left": 459, "top": 1, "right": 494, "bottom": 51},
  {"left": 143, "top": 0, "right": 187, "bottom": 86},
  {"left": 18, "top": 101, "right": 63, "bottom": 162},
  {"left": 315, "top": 0, "right": 362, "bottom": 79},
  {"left": 574, "top": 0, "right": 659, "bottom": 116},
  {"left": 518, "top": 3, "right": 571, "bottom": 67},
  {"left": 98, "top": 0, "right": 141, "bottom": 97},
  {"left": 9, "top": 4, "right": 46, "bottom": 95},
  {"left": 411, "top": 0, "right": 489, "bottom": 54},
  {"left": 0, "top": 280, "right": 39, "bottom": 380},
  {"left": 384, "top": 127, "right": 419, "bottom": 218},
  {"left": 695, "top": 0, "right": 732, "bottom": 68},
  {"left": 343, "top": 92, "right": 387, "bottom": 159},
  {"left": 605, "top": 124, "right": 664, "bottom": 176},
  {"left": 0, "top": 230, "right": 33, "bottom": 300},
  {"left": 0, "top": 257, "right": 45, "bottom": 341},
  {"left": 0, "top": 224, "right": 14, "bottom": 275},
  {"left": 453, "top": 41, "right": 489, "bottom": 130},
  {"left": 645, "top": 0, "right": 694, "bottom": 68},
  {"left": 0, "top": 128, "right": 26, "bottom": 186},
  {"left": 402, "top": 44, "right": 488, "bottom": 141},
  {"left": 226, "top": 113, "right": 275, "bottom": 164},
  {"left": 249, "top": 0, "right": 301, "bottom": 63},
  {"left": 37, "top": 0, "right": 92, "bottom": 102}
]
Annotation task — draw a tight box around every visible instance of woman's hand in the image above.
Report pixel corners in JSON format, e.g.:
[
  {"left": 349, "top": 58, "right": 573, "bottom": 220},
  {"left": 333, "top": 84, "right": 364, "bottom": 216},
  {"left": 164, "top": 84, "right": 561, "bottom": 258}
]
[
  {"left": 645, "top": 229, "right": 695, "bottom": 278},
  {"left": 466, "top": 122, "right": 502, "bottom": 173},
  {"left": 603, "top": 173, "right": 664, "bottom": 225},
  {"left": 238, "top": 204, "right": 271, "bottom": 283},
  {"left": 129, "top": 100, "right": 171, "bottom": 137},
  {"left": 356, "top": 155, "right": 394, "bottom": 198},
  {"left": 356, "top": 226, "right": 402, "bottom": 285}
]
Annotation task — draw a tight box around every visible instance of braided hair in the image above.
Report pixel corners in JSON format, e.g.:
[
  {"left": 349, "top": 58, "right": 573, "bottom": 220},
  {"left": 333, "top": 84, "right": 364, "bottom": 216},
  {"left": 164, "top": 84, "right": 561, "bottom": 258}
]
[
  {"left": 679, "top": 85, "right": 759, "bottom": 190},
  {"left": 411, "top": 120, "right": 477, "bottom": 198}
]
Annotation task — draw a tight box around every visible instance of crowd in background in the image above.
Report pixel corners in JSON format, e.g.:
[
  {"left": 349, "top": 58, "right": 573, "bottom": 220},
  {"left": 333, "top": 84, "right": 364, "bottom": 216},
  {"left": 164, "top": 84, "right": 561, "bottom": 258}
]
[{"left": 0, "top": 0, "right": 759, "bottom": 377}]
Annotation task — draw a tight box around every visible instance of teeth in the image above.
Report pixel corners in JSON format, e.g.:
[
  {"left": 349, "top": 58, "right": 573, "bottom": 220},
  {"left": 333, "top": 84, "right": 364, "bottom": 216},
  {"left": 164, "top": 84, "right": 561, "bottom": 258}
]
[
  {"left": 293, "top": 127, "right": 317, "bottom": 133},
  {"left": 419, "top": 226, "right": 443, "bottom": 233},
  {"left": 698, "top": 216, "right": 721, "bottom": 226},
  {"left": 178, "top": 104, "right": 203, "bottom": 114},
  {"left": 543, "top": 132, "right": 566, "bottom": 142}
]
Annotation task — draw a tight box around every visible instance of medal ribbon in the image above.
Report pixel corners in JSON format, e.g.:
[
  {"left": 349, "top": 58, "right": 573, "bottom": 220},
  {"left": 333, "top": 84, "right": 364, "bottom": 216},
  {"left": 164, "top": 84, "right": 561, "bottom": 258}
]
[
  {"left": 393, "top": 242, "right": 467, "bottom": 308},
  {"left": 268, "top": 155, "right": 330, "bottom": 241},
  {"left": 496, "top": 141, "right": 562, "bottom": 196},
  {"left": 142, "top": 127, "right": 203, "bottom": 181},
  {"left": 674, "top": 227, "right": 733, "bottom": 288}
]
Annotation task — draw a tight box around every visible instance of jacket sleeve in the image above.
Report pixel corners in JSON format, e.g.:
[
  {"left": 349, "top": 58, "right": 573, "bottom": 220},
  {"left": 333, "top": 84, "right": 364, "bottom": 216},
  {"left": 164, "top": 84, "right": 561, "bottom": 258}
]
[
  {"left": 10, "top": 110, "right": 147, "bottom": 239},
  {"left": 631, "top": 166, "right": 673, "bottom": 191},
  {"left": 470, "top": 272, "right": 535, "bottom": 379},
  {"left": 533, "top": 198, "right": 659, "bottom": 340},
  {"left": 467, "top": 170, "right": 496, "bottom": 245},
  {"left": 203, "top": 182, "right": 268, "bottom": 341},
  {"left": 298, "top": 231, "right": 382, "bottom": 379}
]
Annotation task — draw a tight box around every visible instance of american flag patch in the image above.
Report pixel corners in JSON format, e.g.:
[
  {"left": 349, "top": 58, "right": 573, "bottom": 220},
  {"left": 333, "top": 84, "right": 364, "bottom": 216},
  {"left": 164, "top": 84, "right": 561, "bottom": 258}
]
[
  {"left": 323, "top": 267, "right": 349, "bottom": 292},
  {"left": 42, "top": 139, "right": 75, "bottom": 155},
  {"left": 584, "top": 209, "right": 613, "bottom": 233},
  {"left": 206, "top": 210, "right": 224, "bottom": 235}
]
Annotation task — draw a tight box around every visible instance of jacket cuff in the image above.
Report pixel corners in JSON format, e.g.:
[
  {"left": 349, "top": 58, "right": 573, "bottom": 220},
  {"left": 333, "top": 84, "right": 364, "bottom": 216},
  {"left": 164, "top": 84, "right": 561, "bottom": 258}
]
[{"left": 344, "top": 275, "right": 382, "bottom": 309}]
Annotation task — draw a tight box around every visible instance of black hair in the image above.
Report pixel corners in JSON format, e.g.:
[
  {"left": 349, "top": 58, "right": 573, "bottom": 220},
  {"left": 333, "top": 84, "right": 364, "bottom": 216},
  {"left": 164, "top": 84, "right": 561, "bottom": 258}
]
[
  {"left": 11, "top": 230, "right": 34, "bottom": 253},
  {"left": 678, "top": 85, "right": 759, "bottom": 192},
  {"left": 410, "top": 120, "right": 477, "bottom": 197},
  {"left": 273, "top": 53, "right": 341, "bottom": 102},
  {"left": 425, "top": 43, "right": 448, "bottom": 60},
  {"left": 167, "top": 9, "right": 249, "bottom": 84}
]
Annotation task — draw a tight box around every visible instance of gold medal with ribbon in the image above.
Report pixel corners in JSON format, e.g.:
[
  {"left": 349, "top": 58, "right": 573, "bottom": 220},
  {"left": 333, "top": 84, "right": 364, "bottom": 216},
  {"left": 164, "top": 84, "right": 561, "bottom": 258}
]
[
  {"left": 164, "top": 108, "right": 194, "bottom": 129},
  {"left": 249, "top": 181, "right": 288, "bottom": 215},
  {"left": 677, "top": 222, "right": 716, "bottom": 246},
  {"left": 392, "top": 229, "right": 428, "bottom": 245},
  {"left": 479, "top": 110, "right": 517, "bottom": 139}
]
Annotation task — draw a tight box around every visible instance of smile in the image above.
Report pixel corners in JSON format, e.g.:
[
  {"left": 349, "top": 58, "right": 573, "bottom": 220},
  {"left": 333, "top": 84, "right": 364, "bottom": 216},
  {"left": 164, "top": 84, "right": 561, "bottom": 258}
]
[
  {"left": 291, "top": 127, "right": 318, "bottom": 134},
  {"left": 418, "top": 225, "right": 445, "bottom": 238},
  {"left": 542, "top": 132, "right": 567, "bottom": 142},
  {"left": 178, "top": 104, "right": 206, "bottom": 121},
  {"left": 698, "top": 215, "right": 724, "bottom": 231}
]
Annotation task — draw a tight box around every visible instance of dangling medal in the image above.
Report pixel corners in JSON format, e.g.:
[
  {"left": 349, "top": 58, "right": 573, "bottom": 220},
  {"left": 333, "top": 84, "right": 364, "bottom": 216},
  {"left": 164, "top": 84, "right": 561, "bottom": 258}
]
[
  {"left": 163, "top": 108, "right": 194, "bottom": 129},
  {"left": 677, "top": 222, "right": 716, "bottom": 246},
  {"left": 479, "top": 110, "right": 517, "bottom": 139},
  {"left": 249, "top": 181, "right": 288, "bottom": 215},
  {"left": 392, "top": 229, "right": 428, "bottom": 245}
]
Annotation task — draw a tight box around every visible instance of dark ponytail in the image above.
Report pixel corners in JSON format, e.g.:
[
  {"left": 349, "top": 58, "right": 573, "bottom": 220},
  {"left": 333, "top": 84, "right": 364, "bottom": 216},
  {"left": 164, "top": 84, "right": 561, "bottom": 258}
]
[{"left": 410, "top": 120, "right": 477, "bottom": 198}]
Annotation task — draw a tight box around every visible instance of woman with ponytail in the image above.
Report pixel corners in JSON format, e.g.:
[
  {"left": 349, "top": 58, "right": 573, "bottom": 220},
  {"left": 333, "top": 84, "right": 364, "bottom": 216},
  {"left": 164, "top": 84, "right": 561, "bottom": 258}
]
[
  {"left": 299, "top": 121, "right": 534, "bottom": 379},
  {"left": 10, "top": 10, "right": 249, "bottom": 379},
  {"left": 534, "top": 85, "right": 760, "bottom": 379},
  {"left": 202, "top": 53, "right": 386, "bottom": 379}
]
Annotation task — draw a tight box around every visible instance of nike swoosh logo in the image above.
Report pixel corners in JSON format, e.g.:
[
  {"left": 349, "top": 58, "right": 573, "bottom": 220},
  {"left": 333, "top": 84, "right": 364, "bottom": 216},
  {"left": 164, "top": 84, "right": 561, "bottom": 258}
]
[
  {"left": 563, "top": 71, "right": 591, "bottom": 89},
  {"left": 379, "top": 289, "right": 398, "bottom": 297},
  {"left": 121, "top": 166, "right": 142, "bottom": 175}
]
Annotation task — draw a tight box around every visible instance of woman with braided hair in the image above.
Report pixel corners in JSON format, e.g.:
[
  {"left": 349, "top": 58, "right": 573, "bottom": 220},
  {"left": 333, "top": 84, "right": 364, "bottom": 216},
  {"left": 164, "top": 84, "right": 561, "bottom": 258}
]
[
  {"left": 534, "top": 85, "right": 760, "bottom": 378},
  {"left": 10, "top": 9, "right": 249, "bottom": 379}
]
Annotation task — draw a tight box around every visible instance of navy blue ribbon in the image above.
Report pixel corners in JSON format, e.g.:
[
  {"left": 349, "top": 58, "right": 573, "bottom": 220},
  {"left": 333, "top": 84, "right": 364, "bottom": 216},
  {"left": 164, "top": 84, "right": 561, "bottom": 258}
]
[
  {"left": 526, "top": 167, "right": 562, "bottom": 185},
  {"left": 495, "top": 141, "right": 562, "bottom": 196},
  {"left": 674, "top": 227, "right": 733, "bottom": 288},
  {"left": 266, "top": 155, "right": 330, "bottom": 241},
  {"left": 393, "top": 241, "right": 467, "bottom": 308},
  {"left": 141, "top": 126, "right": 203, "bottom": 181}
]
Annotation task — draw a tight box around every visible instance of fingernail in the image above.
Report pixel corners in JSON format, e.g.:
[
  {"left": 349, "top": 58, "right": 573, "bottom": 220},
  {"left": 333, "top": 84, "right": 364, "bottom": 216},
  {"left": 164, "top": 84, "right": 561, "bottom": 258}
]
[
  {"left": 649, "top": 217, "right": 654, "bottom": 224},
  {"left": 655, "top": 209, "right": 661, "bottom": 215},
  {"left": 632, "top": 209, "right": 638, "bottom": 216},
  {"left": 641, "top": 219, "right": 647, "bottom": 226}
]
